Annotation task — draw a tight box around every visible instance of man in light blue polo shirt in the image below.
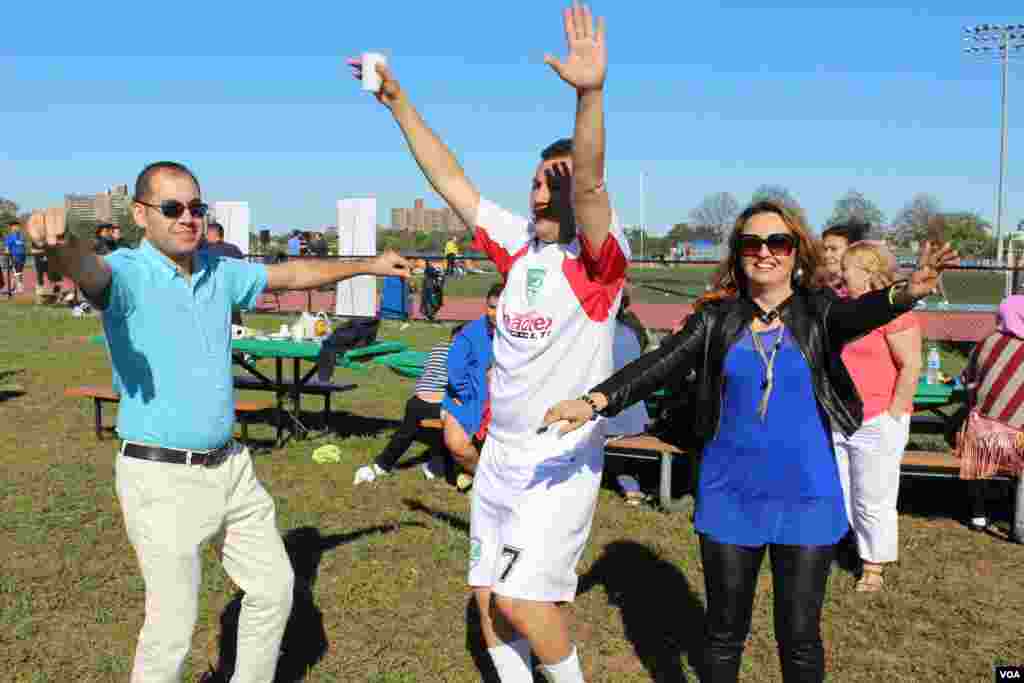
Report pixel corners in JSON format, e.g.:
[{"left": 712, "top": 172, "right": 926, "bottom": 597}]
[{"left": 28, "top": 160, "right": 409, "bottom": 683}]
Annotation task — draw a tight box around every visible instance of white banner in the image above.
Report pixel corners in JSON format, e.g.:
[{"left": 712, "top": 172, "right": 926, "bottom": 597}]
[
  {"left": 212, "top": 201, "right": 250, "bottom": 255},
  {"left": 335, "top": 198, "right": 377, "bottom": 317}
]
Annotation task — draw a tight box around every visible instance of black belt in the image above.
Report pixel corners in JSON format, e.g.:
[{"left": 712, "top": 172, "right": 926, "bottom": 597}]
[{"left": 121, "top": 441, "right": 235, "bottom": 467}]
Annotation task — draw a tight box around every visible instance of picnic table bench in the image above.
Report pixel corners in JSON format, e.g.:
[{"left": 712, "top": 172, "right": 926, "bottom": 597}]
[
  {"left": 64, "top": 385, "right": 268, "bottom": 444},
  {"left": 605, "top": 435, "right": 695, "bottom": 512}
]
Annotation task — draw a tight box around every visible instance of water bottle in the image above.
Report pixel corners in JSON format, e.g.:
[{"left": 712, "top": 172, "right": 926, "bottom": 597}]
[{"left": 926, "top": 345, "right": 941, "bottom": 385}]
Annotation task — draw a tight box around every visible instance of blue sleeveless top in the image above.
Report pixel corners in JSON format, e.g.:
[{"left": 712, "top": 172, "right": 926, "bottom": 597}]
[{"left": 694, "top": 326, "right": 848, "bottom": 547}]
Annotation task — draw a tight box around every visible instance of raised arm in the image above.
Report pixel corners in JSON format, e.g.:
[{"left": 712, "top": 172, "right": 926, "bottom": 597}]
[
  {"left": 26, "top": 208, "right": 112, "bottom": 301},
  {"left": 347, "top": 59, "right": 479, "bottom": 230},
  {"left": 825, "top": 241, "right": 959, "bottom": 349},
  {"left": 544, "top": 2, "right": 611, "bottom": 249}
]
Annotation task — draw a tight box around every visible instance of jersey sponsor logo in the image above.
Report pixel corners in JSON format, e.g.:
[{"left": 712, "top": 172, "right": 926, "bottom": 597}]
[
  {"left": 525, "top": 266, "right": 547, "bottom": 306},
  {"left": 502, "top": 311, "right": 554, "bottom": 340}
]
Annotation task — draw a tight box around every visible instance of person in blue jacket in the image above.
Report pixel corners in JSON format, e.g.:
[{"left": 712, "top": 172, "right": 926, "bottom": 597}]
[
  {"left": 443, "top": 284, "right": 501, "bottom": 488},
  {"left": 4, "top": 220, "right": 27, "bottom": 293}
]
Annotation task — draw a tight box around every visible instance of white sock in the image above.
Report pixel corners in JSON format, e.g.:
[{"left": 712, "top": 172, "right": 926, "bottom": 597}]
[
  {"left": 540, "top": 646, "right": 584, "bottom": 683},
  {"left": 487, "top": 638, "right": 533, "bottom": 682}
]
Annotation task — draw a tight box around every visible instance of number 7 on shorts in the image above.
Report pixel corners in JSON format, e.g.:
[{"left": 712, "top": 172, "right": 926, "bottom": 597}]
[{"left": 499, "top": 545, "right": 523, "bottom": 582}]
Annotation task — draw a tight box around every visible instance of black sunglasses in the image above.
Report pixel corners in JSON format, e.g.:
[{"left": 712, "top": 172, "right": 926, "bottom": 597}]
[
  {"left": 739, "top": 233, "right": 797, "bottom": 258},
  {"left": 136, "top": 198, "right": 209, "bottom": 219}
]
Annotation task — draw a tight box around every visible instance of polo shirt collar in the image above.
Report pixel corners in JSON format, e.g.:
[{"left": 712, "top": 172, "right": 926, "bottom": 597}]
[{"left": 139, "top": 239, "right": 208, "bottom": 283}]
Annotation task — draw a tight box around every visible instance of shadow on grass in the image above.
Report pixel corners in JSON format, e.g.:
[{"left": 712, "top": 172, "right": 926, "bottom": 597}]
[
  {"left": 402, "top": 499, "right": 512, "bottom": 680},
  {"left": 578, "top": 540, "right": 706, "bottom": 683},
  {"left": 209, "top": 523, "right": 423, "bottom": 682}
]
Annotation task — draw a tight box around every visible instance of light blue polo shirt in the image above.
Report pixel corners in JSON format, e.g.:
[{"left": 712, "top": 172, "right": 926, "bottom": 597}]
[{"left": 99, "top": 240, "right": 267, "bottom": 450}]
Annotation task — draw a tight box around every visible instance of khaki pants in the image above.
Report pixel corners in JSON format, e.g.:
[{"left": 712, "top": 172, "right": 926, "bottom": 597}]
[{"left": 116, "top": 443, "right": 294, "bottom": 683}]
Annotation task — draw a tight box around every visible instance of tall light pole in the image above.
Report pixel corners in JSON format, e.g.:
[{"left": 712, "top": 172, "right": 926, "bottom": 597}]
[
  {"left": 640, "top": 170, "right": 648, "bottom": 259},
  {"left": 963, "top": 23, "right": 1024, "bottom": 295}
]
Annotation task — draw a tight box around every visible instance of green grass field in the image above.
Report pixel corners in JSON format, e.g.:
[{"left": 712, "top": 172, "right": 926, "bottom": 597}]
[{"left": 0, "top": 302, "right": 1021, "bottom": 682}]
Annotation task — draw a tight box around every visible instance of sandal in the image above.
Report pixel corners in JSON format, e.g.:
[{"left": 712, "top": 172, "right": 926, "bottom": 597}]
[
  {"left": 854, "top": 564, "right": 885, "bottom": 593},
  {"left": 624, "top": 491, "right": 645, "bottom": 506}
]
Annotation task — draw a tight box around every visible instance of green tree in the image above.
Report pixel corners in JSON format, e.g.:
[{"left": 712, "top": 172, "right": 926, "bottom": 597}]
[
  {"left": 114, "top": 207, "right": 144, "bottom": 246},
  {"left": 0, "top": 198, "right": 18, "bottom": 237},
  {"left": 66, "top": 214, "right": 98, "bottom": 242},
  {"left": 940, "top": 212, "right": 995, "bottom": 259},
  {"left": 826, "top": 190, "right": 886, "bottom": 232}
]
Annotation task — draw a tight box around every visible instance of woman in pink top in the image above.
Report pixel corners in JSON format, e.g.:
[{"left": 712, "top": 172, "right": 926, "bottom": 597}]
[{"left": 833, "top": 241, "right": 922, "bottom": 592}]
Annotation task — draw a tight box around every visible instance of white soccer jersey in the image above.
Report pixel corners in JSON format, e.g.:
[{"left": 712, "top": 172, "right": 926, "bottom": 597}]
[{"left": 473, "top": 197, "right": 631, "bottom": 454}]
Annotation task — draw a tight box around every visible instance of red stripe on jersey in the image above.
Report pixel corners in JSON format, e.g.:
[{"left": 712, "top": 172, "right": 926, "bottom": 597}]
[
  {"left": 473, "top": 226, "right": 530, "bottom": 280},
  {"left": 979, "top": 337, "right": 1024, "bottom": 416},
  {"left": 562, "top": 232, "right": 628, "bottom": 322}
]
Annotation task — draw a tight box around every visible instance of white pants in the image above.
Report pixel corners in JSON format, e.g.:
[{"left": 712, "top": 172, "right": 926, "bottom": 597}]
[
  {"left": 116, "top": 443, "right": 294, "bottom": 683},
  {"left": 832, "top": 412, "right": 910, "bottom": 564}
]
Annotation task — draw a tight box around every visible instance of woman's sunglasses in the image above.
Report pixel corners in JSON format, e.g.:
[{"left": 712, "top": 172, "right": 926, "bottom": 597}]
[
  {"left": 136, "top": 198, "right": 209, "bottom": 219},
  {"left": 739, "top": 233, "right": 797, "bottom": 258}
]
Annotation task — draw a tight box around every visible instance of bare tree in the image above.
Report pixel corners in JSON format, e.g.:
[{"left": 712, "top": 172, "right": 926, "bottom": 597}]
[
  {"left": 750, "top": 184, "right": 806, "bottom": 221},
  {"left": 689, "top": 192, "right": 740, "bottom": 243},
  {"left": 827, "top": 189, "right": 886, "bottom": 234},
  {"left": 891, "top": 194, "right": 941, "bottom": 246}
]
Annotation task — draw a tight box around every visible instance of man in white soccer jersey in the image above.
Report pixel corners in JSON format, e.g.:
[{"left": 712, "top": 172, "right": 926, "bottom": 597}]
[{"left": 351, "top": 4, "right": 624, "bottom": 681}]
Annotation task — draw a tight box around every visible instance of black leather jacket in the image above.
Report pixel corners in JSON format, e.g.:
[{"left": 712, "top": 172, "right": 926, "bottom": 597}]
[{"left": 593, "top": 286, "right": 916, "bottom": 446}]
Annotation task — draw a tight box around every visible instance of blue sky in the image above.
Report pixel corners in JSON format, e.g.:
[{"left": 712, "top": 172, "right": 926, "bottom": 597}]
[{"left": 2, "top": 1, "right": 1022, "bottom": 236}]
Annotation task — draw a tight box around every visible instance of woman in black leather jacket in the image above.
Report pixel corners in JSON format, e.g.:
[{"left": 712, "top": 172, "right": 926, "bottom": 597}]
[{"left": 543, "top": 200, "right": 957, "bottom": 683}]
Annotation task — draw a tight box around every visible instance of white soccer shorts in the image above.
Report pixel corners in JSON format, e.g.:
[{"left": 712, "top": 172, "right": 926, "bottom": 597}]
[{"left": 468, "top": 431, "right": 604, "bottom": 603}]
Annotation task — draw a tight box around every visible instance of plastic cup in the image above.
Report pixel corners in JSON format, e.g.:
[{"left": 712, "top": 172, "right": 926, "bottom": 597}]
[{"left": 361, "top": 52, "right": 387, "bottom": 92}]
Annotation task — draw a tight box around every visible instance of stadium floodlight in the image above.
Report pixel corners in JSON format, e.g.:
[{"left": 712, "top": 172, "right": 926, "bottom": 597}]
[{"left": 963, "top": 23, "right": 1024, "bottom": 296}]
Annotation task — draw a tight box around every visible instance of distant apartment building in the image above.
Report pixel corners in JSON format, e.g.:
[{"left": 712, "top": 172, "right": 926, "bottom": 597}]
[
  {"left": 65, "top": 184, "right": 130, "bottom": 224},
  {"left": 391, "top": 198, "right": 465, "bottom": 233}
]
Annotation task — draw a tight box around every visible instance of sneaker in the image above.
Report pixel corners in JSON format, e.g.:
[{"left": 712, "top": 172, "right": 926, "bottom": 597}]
[
  {"left": 421, "top": 454, "right": 445, "bottom": 481},
  {"left": 969, "top": 516, "right": 988, "bottom": 531},
  {"left": 353, "top": 463, "right": 390, "bottom": 485}
]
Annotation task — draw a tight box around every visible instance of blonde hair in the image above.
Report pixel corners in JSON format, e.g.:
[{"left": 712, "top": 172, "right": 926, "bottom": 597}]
[{"left": 842, "top": 240, "right": 898, "bottom": 290}]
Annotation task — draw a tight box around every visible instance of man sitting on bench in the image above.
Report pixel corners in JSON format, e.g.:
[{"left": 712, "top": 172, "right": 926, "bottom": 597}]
[{"left": 443, "top": 284, "right": 502, "bottom": 491}]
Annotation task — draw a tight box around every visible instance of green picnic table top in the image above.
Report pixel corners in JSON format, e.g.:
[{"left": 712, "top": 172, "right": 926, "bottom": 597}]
[
  {"left": 371, "top": 350, "right": 429, "bottom": 378},
  {"left": 232, "top": 338, "right": 323, "bottom": 360},
  {"left": 913, "top": 378, "right": 966, "bottom": 407}
]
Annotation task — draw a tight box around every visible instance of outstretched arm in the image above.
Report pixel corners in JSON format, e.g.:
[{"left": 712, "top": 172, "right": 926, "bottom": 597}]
[
  {"left": 348, "top": 59, "right": 480, "bottom": 230},
  {"left": 26, "top": 208, "right": 111, "bottom": 301},
  {"left": 265, "top": 250, "right": 409, "bottom": 291},
  {"left": 826, "top": 241, "right": 959, "bottom": 348},
  {"left": 545, "top": 2, "right": 611, "bottom": 249}
]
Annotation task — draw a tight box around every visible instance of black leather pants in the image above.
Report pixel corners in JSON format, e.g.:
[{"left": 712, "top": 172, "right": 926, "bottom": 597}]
[{"left": 699, "top": 535, "right": 835, "bottom": 682}]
